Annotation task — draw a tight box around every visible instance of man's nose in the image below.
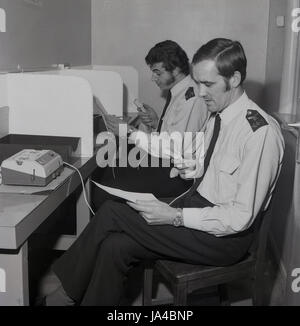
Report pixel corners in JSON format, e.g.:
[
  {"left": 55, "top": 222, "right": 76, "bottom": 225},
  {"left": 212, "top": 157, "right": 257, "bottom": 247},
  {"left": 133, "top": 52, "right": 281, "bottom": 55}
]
[{"left": 198, "top": 84, "right": 207, "bottom": 97}]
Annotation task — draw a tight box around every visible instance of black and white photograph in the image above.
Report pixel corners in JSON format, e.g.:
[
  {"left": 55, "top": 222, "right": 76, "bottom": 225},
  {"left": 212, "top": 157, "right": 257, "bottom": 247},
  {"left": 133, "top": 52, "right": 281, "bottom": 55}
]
[{"left": 0, "top": 0, "right": 299, "bottom": 310}]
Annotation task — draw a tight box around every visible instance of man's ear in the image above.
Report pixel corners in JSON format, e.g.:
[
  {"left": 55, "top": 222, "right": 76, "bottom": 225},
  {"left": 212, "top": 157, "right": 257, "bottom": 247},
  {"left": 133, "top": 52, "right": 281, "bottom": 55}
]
[
  {"left": 172, "top": 67, "right": 181, "bottom": 77},
  {"left": 230, "top": 71, "right": 242, "bottom": 88}
]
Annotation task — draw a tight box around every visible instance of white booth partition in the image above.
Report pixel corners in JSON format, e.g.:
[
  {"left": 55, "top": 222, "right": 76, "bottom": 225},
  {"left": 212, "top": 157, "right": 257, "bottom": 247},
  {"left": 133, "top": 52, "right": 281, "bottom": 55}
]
[
  {"left": 77, "top": 65, "right": 139, "bottom": 114},
  {"left": 0, "top": 75, "right": 9, "bottom": 138},
  {"left": 7, "top": 73, "right": 94, "bottom": 157},
  {"left": 0, "top": 68, "right": 124, "bottom": 157},
  {"left": 60, "top": 69, "right": 123, "bottom": 116}
]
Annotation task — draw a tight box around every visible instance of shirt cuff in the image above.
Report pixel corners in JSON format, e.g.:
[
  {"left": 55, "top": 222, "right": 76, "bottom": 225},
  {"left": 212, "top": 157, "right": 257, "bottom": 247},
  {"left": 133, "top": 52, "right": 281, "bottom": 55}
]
[{"left": 182, "top": 207, "right": 209, "bottom": 231}]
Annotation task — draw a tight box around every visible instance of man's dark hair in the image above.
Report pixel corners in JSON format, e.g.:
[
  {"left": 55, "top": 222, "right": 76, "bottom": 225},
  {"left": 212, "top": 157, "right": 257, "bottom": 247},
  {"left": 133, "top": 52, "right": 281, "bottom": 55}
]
[
  {"left": 145, "top": 40, "right": 190, "bottom": 76},
  {"left": 192, "top": 38, "right": 247, "bottom": 86}
]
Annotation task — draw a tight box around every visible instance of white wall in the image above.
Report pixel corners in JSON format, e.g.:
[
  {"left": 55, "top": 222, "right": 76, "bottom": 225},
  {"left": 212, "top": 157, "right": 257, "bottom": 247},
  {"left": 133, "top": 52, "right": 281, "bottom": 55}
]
[
  {"left": 92, "top": 0, "right": 270, "bottom": 114},
  {"left": 278, "top": 0, "right": 300, "bottom": 115},
  {"left": 264, "top": 0, "right": 288, "bottom": 113},
  {"left": 0, "top": 0, "right": 91, "bottom": 71}
]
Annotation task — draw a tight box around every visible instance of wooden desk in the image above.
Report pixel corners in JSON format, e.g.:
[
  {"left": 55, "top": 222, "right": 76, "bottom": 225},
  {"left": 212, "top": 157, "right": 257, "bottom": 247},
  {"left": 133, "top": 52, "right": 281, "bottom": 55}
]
[{"left": 0, "top": 156, "right": 97, "bottom": 305}]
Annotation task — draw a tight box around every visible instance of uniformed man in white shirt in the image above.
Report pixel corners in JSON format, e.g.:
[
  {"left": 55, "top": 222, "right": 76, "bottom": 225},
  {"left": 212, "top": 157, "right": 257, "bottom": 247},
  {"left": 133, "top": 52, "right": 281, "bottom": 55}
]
[
  {"left": 108, "top": 40, "right": 207, "bottom": 139},
  {"left": 127, "top": 74, "right": 206, "bottom": 161},
  {"left": 47, "top": 39, "right": 284, "bottom": 306},
  {"left": 93, "top": 41, "right": 208, "bottom": 207}
]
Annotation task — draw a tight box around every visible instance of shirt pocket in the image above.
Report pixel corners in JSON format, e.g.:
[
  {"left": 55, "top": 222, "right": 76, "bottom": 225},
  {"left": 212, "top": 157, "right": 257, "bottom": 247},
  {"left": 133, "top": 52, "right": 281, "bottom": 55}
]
[
  {"left": 168, "top": 101, "right": 189, "bottom": 126},
  {"left": 217, "top": 155, "right": 240, "bottom": 202},
  {"left": 219, "top": 155, "right": 240, "bottom": 175}
]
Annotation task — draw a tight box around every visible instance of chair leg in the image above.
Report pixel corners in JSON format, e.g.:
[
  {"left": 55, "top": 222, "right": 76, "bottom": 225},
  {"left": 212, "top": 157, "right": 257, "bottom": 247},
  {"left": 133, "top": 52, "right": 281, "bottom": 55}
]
[
  {"left": 143, "top": 266, "right": 154, "bottom": 306},
  {"left": 252, "top": 274, "right": 265, "bottom": 306},
  {"left": 252, "top": 259, "right": 267, "bottom": 306},
  {"left": 173, "top": 283, "right": 188, "bottom": 306},
  {"left": 218, "top": 284, "right": 230, "bottom": 306}
]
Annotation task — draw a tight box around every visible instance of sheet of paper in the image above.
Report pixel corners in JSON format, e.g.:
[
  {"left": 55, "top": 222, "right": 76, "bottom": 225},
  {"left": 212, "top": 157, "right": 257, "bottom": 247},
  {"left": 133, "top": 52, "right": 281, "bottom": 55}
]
[
  {"left": 288, "top": 122, "right": 300, "bottom": 128},
  {"left": 92, "top": 181, "right": 157, "bottom": 203},
  {"left": 94, "top": 96, "right": 109, "bottom": 131},
  {"left": 127, "top": 113, "right": 139, "bottom": 126}
]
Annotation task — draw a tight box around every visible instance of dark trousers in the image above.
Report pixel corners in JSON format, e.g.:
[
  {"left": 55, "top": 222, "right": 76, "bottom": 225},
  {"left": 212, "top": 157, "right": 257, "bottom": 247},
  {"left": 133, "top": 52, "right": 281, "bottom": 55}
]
[
  {"left": 53, "top": 194, "right": 255, "bottom": 306},
  {"left": 92, "top": 161, "right": 193, "bottom": 211}
]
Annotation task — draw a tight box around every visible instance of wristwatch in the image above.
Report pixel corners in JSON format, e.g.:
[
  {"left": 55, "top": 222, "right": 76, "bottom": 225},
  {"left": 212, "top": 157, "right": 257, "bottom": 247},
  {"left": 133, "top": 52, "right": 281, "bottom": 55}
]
[{"left": 173, "top": 208, "right": 184, "bottom": 227}]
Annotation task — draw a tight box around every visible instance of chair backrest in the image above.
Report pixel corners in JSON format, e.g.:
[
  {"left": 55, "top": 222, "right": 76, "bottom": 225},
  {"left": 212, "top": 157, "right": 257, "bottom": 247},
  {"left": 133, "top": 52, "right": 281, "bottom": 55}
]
[
  {"left": 252, "top": 209, "right": 272, "bottom": 271},
  {"left": 248, "top": 210, "right": 268, "bottom": 256},
  {"left": 249, "top": 155, "right": 285, "bottom": 270}
]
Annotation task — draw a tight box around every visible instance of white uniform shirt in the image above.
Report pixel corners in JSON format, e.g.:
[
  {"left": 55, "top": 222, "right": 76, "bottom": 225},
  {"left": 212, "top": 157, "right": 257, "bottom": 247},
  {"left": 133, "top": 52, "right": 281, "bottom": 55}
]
[
  {"left": 183, "top": 92, "right": 285, "bottom": 237},
  {"left": 129, "top": 75, "right": 208, "bottom": 160},
  {"left": 159, "top": 75, "right": 207, "bottom": 134}
]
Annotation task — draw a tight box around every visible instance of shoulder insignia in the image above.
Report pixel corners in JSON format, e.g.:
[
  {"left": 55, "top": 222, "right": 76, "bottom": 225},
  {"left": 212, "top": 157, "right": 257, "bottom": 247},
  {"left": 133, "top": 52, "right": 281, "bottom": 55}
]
[
  {"left": 185, "top": 87, "right": 195, "bottom": 101},
  {"left": 246, "top": 110, "right": 268, "bottom": 132}
]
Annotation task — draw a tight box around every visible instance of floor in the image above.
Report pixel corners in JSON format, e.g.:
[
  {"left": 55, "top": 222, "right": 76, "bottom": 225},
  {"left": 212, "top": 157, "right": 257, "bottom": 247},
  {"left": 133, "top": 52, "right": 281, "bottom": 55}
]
[{"left": 28, "top": 243, "right": 285, "bottom": 306}]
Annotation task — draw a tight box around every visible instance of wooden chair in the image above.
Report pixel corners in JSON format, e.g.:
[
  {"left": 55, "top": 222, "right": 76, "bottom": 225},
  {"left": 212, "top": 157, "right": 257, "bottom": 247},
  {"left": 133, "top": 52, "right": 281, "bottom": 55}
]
[
  {"left": 142, "top": 115, "right": 290, "bottom": 307},
  {"left": 143, "top": 207, "right": 272, "bottom": 306},
  {"left": 142, "top": 115, "right": 291, "bottom": 306}
]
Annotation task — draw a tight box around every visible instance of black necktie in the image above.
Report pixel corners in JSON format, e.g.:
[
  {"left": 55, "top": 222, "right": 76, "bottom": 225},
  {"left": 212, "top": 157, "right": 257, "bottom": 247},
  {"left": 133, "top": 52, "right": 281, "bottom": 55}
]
[
  {"left": 179, "top": 113, "right": 221, "bottom": 202},
  {"left": 157, "top": 91, "right": 172, "bottom": 132}
]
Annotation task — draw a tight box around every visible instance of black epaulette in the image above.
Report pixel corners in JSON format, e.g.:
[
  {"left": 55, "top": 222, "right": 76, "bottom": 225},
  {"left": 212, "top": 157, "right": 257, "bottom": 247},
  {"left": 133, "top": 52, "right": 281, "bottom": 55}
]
[
  {"left": 185, "top": 87, "right": 195, "bottom": 101},
  {"left": 246, "top": 110, "right": 268, "bottom": 132}
]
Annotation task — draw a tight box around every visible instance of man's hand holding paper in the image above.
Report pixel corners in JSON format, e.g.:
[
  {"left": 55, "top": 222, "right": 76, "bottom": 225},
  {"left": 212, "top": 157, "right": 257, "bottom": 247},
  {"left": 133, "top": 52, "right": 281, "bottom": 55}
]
[{"left": 127, "top": 200, "right": 178, "bottom": 226}]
